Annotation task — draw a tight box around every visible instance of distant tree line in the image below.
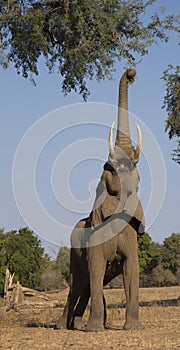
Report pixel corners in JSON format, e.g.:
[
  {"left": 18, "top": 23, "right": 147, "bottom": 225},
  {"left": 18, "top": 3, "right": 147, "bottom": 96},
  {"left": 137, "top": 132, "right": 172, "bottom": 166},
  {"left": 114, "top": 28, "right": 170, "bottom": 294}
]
[
  {"left": 0, "top": 228, "right": 179, "bottom": 295},
  {"left": 138, "top": 232, "right": 180, "bottom": 287},
  {"left": 41, "top": 246, "right": 70, "bottom": 291}
]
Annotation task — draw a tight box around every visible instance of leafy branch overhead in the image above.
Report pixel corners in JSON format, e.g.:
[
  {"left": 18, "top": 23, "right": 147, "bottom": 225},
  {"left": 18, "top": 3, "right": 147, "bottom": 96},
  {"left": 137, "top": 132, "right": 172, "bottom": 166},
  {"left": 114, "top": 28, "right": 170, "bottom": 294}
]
[{"left": 0, "top": 0, "right": 179, "bottom": 99}]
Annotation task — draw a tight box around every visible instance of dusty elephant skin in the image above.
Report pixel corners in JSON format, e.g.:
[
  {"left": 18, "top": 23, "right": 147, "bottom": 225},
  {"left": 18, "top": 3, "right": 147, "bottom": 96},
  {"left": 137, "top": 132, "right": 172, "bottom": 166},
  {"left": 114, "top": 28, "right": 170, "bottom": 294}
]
[{"left": 56, "top": 69, "right": 145, "bottom": 332}]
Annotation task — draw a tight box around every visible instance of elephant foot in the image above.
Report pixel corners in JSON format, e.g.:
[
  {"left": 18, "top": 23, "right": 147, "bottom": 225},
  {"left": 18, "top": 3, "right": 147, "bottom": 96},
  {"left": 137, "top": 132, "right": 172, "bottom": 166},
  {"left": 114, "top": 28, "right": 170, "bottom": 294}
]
[
  {"left": 86, "top": 318, "right": 105, "bottom": 332},
  {"left": 74, "top": 317, "right": 86, "bottom": 331},
  {"left": 55, "top": 315, "right": 67, "bottom": 330},
  {"left": 123, "top": 319, "right": 144, "bottom": 330}
]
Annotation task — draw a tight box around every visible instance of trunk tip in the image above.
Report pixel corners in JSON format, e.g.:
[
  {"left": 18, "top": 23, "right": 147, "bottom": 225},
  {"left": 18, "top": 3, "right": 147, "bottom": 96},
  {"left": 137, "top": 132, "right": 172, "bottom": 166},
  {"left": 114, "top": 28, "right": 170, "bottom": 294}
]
[{"left": 126, "top": 68, "right": 136, "bottom": 80}]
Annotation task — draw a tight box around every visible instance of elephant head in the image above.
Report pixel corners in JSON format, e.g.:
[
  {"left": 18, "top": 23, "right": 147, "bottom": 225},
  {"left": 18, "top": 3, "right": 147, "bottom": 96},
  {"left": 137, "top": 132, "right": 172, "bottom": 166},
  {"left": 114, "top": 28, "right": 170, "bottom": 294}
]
[{"left": 90, "top": 69, "right": 144, "bottom": 233}]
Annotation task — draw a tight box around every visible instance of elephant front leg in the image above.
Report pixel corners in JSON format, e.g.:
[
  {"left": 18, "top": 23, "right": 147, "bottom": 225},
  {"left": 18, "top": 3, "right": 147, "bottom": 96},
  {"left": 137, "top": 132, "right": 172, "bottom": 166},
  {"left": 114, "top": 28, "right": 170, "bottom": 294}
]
[
  {"left": 86, "top": 248, "right": 106, "bottom": 332},
  {"left": 56, "top": 291, "right": 80, "bottom": 330},
  {"left": 56, "top": 292, "right": 71, "bottom": 329},
  {"left": 123, "top": 245, "right": 144, "bottom": 330}
]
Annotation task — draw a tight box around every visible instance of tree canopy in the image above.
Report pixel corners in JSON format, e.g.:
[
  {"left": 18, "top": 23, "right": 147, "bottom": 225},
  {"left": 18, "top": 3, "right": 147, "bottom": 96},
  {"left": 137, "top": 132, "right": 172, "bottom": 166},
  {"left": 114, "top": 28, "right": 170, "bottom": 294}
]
[
  {"left": 137, "top": 232, "right": 180, "bottom": 286},
  {"left": 161, "top": 233, "right": 180, "bottom": 273},
  {"left": 137, "top": 232, "right": 160, "bottom": 276},
  {"left": 0, "top": 0, "right": 179, "bottom": 99},
  {"left": 162, "top": 65, "right": 180, "bottom": 164},
  {"left": 54, "top": 246, "right": 70, "bottom": 283},
  {"left": 0, "top": 227, "right": 50, "bottom": 294}
]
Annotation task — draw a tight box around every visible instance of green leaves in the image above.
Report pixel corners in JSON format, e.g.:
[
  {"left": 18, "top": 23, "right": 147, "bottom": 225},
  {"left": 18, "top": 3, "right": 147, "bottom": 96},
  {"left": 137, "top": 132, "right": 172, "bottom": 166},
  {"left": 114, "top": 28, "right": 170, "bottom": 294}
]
[
  {"left": 54, "top": 246, "right": 70, "bottom": 284},
  {"left": 161, "top": 233, "right": 180, "bottom": 273},
  {"left": 0, "top": 0, "right": 179, "bottom": 99},
  {"left": 0, "top": 227, "right": 50, "bottom": 294},
  {"left": 161, "top": 65, "right": 180, "bottom": 163},
  {"left": 138, "top": 233, "right": 159, "bottom": 275},
  {"left": 138, "top": 233, "right": 180, "bottom": 286},
  {"left": 162, "top": 65, "right": 180, "bottom": 138}
]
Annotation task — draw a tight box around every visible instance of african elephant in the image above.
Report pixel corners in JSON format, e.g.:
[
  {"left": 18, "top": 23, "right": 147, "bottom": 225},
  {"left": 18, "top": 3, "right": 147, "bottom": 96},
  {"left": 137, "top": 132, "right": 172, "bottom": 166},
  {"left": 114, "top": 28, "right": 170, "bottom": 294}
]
[{"left": 56, "top": 69, "right": 145, "bottom": 331}]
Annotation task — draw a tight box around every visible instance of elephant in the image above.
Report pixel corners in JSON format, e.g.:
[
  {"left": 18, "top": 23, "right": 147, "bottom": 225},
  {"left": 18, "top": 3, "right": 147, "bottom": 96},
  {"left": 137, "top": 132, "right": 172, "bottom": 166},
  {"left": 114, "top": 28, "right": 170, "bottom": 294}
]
[{"left": 56, "top": 69, "right": 145, "bottom": 332}]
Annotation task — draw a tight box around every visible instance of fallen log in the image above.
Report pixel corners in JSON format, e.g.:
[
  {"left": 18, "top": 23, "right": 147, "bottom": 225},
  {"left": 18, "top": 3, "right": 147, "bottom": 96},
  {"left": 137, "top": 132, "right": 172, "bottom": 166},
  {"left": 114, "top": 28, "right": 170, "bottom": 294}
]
[
  {"left": 15, "top": 300, "right": 65, "bottom": 309},
  {"left": 4, "top": 268, "right": 63, "bottom": 311}
]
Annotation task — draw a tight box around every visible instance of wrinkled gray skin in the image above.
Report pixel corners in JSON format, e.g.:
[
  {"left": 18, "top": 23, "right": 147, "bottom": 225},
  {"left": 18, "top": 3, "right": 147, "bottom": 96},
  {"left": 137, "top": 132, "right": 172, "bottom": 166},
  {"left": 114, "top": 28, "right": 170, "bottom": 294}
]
[{"left": 56, "top": 69, "right": 145, "bottom": 332}]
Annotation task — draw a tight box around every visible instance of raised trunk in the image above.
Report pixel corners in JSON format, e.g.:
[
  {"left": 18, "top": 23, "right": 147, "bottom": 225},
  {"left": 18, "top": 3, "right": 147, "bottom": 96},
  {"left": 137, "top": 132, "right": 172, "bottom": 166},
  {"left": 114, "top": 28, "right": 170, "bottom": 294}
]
[
  {"left": 109, "top": 69, "right": 142, "bottom": 163},
  {"left": 115, "top": 69, "right": 136, "bottom": 155}
]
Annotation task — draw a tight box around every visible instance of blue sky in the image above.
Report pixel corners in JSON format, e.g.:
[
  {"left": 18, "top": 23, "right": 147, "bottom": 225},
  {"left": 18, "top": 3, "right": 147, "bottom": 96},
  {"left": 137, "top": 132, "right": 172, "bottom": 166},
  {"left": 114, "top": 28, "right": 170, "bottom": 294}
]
[{"left": 0, "top": 0, "right": 179, "bottom": 257}]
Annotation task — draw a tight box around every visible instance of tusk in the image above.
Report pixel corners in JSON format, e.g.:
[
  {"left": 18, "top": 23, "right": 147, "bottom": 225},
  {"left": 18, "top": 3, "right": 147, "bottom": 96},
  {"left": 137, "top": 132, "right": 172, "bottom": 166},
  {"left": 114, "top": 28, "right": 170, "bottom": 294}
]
[
  {"left": 134, "top": 124, "right": 142, "bottom": 159},
  {"left": 109, "top": 121, "right": 115, "bottom": 156}
]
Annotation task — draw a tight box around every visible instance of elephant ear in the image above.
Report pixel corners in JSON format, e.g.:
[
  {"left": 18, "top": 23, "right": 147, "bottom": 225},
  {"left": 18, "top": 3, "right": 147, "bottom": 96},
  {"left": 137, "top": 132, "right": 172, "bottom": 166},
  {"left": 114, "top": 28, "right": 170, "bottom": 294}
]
[{"left": 123, "top": 192, "right": 145, "bottom": 235}]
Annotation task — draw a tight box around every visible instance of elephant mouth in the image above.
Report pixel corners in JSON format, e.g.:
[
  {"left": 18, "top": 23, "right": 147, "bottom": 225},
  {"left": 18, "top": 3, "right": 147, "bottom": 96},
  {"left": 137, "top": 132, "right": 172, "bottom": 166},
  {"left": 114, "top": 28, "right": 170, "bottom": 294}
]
[{"left": 116, "top": 162, "right": 126, "bottom": 171}]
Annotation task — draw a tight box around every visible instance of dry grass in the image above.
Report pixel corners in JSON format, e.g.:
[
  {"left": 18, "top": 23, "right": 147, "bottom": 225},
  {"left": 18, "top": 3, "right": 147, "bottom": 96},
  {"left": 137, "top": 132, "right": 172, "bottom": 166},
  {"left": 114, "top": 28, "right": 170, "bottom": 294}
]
[
  {"left": 104, "top": 285, "right": 180, "bottom": 305},
  {"left": 0, "top": 287, "right": 179, "bottom": 350}
]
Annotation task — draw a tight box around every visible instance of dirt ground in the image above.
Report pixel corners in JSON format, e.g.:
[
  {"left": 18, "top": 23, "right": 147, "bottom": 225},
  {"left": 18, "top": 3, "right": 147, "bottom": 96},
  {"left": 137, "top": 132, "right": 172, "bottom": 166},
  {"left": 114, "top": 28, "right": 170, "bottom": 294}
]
[{"left": 0, "top": 286, "right": 179, "bottom": 350}]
